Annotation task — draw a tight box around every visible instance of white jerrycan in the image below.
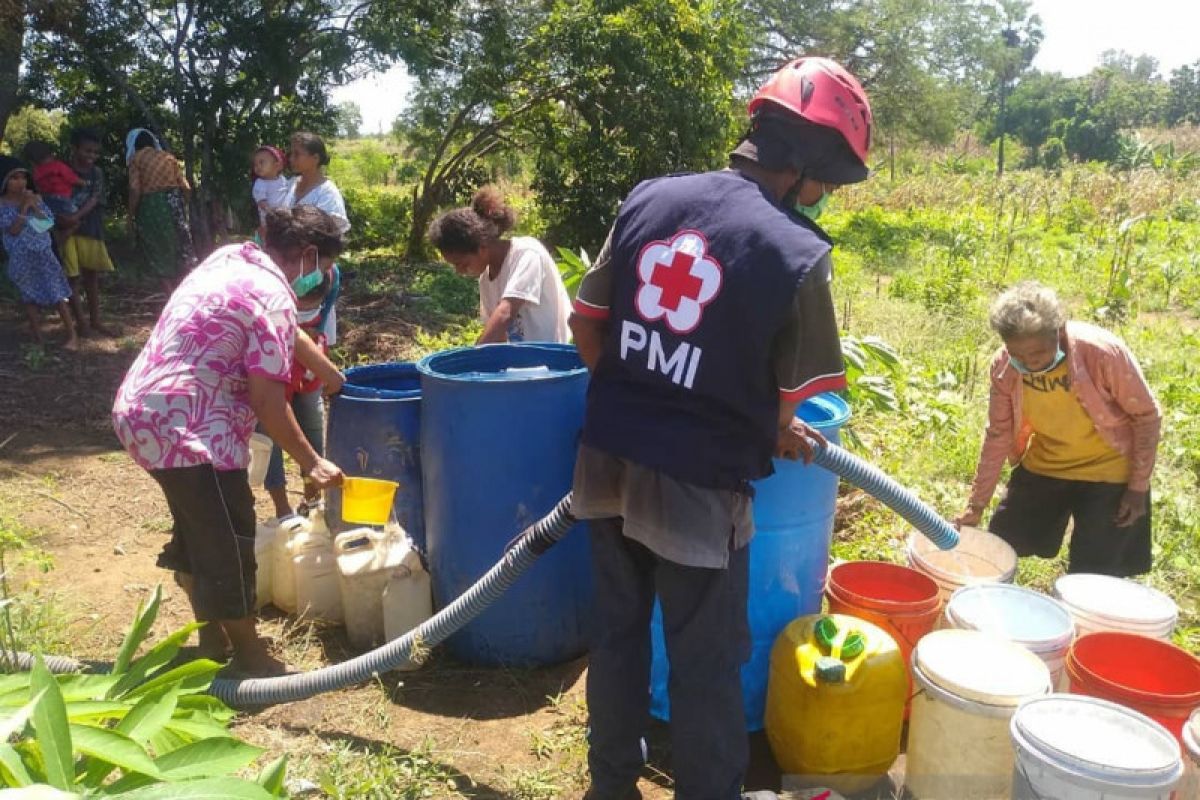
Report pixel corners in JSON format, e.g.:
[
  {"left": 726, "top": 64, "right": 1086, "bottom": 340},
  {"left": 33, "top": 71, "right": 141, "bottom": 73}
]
[
  {"left": 269, "top": 514, "right": 311, "bottom": 614},
  {"left": 336, "top": 527, "right": 394, "bottom": 651},
  {"left": 382, "top": 544, "right": 433, "bottom": 671},
  {"left": 292, "top": 507, "right": 344, "bottom": 624}
]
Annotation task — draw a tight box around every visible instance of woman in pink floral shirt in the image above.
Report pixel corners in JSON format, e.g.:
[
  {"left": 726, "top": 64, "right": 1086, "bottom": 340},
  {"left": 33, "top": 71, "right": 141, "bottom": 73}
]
[{"left": 113, "top": 206, "right": 345, "bottom": 676}]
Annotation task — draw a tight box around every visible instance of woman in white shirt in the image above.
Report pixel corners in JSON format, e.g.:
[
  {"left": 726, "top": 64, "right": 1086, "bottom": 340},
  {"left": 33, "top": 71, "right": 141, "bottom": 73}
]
[
  {"left": 428, "top": 186, "right": 570, "bottom": 344},
  {"left": 285, "top": 132, "right": 350, "bottom": 234}
]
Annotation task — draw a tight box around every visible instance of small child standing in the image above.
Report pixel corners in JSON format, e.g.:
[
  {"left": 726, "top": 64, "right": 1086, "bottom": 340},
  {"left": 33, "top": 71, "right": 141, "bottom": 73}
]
[
  {"left": 0, "top": 157, "right": 79, "bottom": 350},
  {"left": 22, "top": 141, "right": 82, "bottom": 243},
  {"left": 251, "top": 145, "right": 290, "bottom": 234}
]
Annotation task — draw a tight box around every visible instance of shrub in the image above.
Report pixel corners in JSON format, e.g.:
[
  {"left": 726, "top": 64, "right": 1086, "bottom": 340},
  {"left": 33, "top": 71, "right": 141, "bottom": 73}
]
[{"left": 341, "top": 186, "right": 413, "bottom": 251}]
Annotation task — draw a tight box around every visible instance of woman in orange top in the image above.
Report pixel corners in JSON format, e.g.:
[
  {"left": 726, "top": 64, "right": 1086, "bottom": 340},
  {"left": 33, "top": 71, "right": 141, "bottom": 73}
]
[
  {"left": 126, "top": 128, "right": 196, "bottom": 294},
  {"left": 955, "top": 281, "right": 1161, "bottom": 576}
]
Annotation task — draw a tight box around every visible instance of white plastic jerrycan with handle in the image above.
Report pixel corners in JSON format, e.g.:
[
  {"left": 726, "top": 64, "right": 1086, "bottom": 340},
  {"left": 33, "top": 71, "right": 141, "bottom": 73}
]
[
  {"left": 292, "top": 507, "right": 344, "bottom": 624},
  {"left": 383, "top": 544, "right": 433, "bottom": 671}
]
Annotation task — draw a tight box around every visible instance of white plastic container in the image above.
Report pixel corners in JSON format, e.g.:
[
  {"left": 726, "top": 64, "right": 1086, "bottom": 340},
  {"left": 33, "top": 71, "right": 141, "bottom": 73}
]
[
  {"left": 248, "top": 433, "right": 273, "bottom": 486},
  {"left": 269, "top": 515, "right": 312, "bottom": 614},
  {"left": 1053, "top": 574, "right": 1177, "bottom": 641},
  {"left": 944, "top": 584, "right": 1075, "bottom": 688},
  {"left": 905, "top": 629, "right": 1051, "bottom": 799},
  {"left": 292, "top": 510, "right": 343, "bottom": 624},
  {"left": 1181, "top": 708, "right": 1200, "bottom": 799},
  {"left": 1010, "top": 694, "right": 1184, "bottom": 799},
  {"left": 382, "top": 550, "right": 433, "bottom": 671},
  {"left": 907, "top": 525, "right": 1017, "bottom": 603},
  {"left": 254, "top": 518, "right": 280, "bottom": 610},
  {"left": 336, "top": 528, "right": 397, "bottom": 650}
]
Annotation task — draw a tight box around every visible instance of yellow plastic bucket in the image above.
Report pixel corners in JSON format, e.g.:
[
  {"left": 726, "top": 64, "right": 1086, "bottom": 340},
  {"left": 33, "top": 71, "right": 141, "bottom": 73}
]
[{"left": 341, "top": 477, "right": 399, "bottom": 525}]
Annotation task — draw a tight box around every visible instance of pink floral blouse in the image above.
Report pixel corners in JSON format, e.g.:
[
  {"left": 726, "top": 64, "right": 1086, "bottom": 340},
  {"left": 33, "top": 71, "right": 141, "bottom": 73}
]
[{"left": 113, "top": 242, "right": 296, "bottom": 471}]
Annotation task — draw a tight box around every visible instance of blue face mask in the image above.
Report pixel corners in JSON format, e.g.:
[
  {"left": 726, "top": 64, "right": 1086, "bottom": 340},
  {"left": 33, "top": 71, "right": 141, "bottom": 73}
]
[
  {"left": 291, "top": 251, "right": 324, "bottom": 297},
  {"left": 1009, "top": 346, "right": 1066, "bottom": 375},
  {"left": 794, "top": 190, "right": 830, "bottom": 222}
]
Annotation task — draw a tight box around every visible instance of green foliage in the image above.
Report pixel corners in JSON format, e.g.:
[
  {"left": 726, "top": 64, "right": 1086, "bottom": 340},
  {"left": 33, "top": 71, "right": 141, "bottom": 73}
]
[
  {"left": 341, "top": 187, "right": 413, "bottom": 251},
  {"left": 0, "top": 586, "right": 285, "bottom": 797},
  {"left": 1, "top": 107, "right": 66, "bottom": 156},
  {"left": 553, "top": 247, "right": 591, "bottom": 299}
]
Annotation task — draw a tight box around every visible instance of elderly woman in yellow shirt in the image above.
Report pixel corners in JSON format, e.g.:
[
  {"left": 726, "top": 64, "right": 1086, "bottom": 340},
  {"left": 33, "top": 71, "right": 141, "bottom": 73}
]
[{"left": 956, "top": 282, "right": 1162, "bottom": 576}]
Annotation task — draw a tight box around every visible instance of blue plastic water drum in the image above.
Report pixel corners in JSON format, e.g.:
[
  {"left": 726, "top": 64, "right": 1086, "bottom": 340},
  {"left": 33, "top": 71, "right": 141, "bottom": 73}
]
[
  {"left": 324, "top": 363, "right": 425, "bottom": 550},
  {"left": 417, "top": 343, "right": 593, "bottom": 666},
  {"left": 650, "top": 392, "right": 850, "bottom": 731}
]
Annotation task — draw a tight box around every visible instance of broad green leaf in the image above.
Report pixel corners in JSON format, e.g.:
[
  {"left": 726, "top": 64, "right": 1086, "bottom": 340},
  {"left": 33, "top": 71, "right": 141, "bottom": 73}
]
[
  {"left": 60, "top": 702, "right": 129, "bottom": 724},
  {"left": 153, "top": 739, "right": 264, "bottom": 781},
  {"left": 159, "top": 717, "right": 234, "bottom": 746},
  {"left": 0, "top": 785, "right": 79, "bottom": 798},
  {"left": 44, "top": 676, "right": 121, "bottom": 705},
  {"left": 146, "top": 728, "right": 189, "bottom": 759},
  {"left": 171, "top": 698, "right": 233, "bottom": 724},
  {"left": 0, "top": 693, "right": 44, "bottom": 741},
  {"left": 253, "top": 755, "right": 286, "bottom": 796},
  {"left": 28, "top": 659, "right": 71, "bottom": 792},
  {"left": 113, "top": 587, "right": 163, "bottom": 677},
  {"left": 68, "top": 724, "right": 163, "bottom": 784},
  {"left": 117, "top": 688, "right": 179, "bottom": 746},
  {"left": 114, "top": 777, "right": 275, "bottom": 799},
  {"left": 124, "top": 661, "right": 221, "bottom": 701},
  {"left": 0, "top": 677, "right": 33, "bottom": 699},
  {"left": 111, "top": 625, "right": 204, "bottom": 700},
  {"left": 0, "top": 744, "right": 34, "bottom": 787}
]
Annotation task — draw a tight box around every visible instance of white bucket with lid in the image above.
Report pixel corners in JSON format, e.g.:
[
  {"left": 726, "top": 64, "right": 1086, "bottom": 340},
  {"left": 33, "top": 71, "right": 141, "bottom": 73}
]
[
  {"left": 248, "top": 433, "right": 273, "bottom": 486},
  {"left": 907, "top": 525, "right": 1017, "bottom": 603},
  {"left": 1010, "top": 694, "right": 1184, "bottom": 799},
  {"left": 1053, "top": 574, "right": 1177, "bottom": 641},
  {"left": 905, "top": 629, "right": 1051, "bottom": 799},
  {"left": 944, "top": 584, "right": 1075, "bottom": 688},
  {"left": 1182, "top": 708, "right": 1200, "bottom": 799}
]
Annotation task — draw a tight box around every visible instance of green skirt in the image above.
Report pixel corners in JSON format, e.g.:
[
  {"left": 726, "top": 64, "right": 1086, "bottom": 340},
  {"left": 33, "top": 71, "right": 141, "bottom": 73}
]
[{"left": 136, "top": 190, "right": 194, "bottom": 278}]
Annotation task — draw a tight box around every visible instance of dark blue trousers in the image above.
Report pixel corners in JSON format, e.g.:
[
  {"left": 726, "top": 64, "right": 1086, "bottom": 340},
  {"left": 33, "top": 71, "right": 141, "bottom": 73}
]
[{"left": 586, "top": 517, "right": 750, "bottom": 800}]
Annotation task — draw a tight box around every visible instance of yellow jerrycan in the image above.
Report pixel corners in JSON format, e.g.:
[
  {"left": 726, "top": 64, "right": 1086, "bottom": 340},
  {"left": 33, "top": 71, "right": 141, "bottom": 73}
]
[{"left": 764, "top": 613, "right": 907, "bottom": 795}]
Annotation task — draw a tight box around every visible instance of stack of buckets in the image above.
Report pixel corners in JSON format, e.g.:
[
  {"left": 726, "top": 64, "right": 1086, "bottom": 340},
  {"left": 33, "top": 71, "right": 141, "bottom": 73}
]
[{"left": 791, "top": 521, "right": 1200, "bottom": 799}]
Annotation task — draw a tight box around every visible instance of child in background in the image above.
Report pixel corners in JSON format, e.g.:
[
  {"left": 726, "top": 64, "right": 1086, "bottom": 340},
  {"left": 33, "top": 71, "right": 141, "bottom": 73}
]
[
  {"left": 0, "top": 156, "right": 79, "bottom": 350},
  {"left": 251, "top": 145, "right": 290, "bottom": 234},
  {"left": 260, "top": 271, "right": 344, "bottom": 519},
  {"left": 22, "top": 140, "right": 82, "bottom": 243},
  {"left": 63, "top": 128, "right": 117, "bottom": 335}
]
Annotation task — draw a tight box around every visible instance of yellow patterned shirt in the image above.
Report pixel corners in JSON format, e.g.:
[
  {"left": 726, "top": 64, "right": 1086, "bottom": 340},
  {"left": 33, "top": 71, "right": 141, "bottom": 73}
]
[{"left": 1020, "top": 361, "right": 1130, "bottom": 483}]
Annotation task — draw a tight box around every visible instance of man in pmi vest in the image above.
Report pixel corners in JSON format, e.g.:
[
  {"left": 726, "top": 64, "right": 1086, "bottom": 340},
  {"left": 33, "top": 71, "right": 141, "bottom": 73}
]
[{"left": 569, "top": 57, "right": 874, "bottom": 800}]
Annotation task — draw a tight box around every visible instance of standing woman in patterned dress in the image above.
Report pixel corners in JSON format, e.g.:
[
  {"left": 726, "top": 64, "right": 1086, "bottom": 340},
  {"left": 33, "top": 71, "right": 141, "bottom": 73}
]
[
  {"left": 112, "top": 206, "right": 346, "bottom": 676},
  {"left": 126, "top": 128, "right": 196, "bottom": 295},
  {"left": 0, "top": 156, "right": 78, "bottom": 350}
]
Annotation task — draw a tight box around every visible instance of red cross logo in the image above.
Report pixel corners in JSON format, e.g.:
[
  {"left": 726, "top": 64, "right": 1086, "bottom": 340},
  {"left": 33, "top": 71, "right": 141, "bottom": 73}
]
[
  {"left": 634, "top": 230, "right": 723, "bottom": 334},
  {"left": 650, "top": 250, "right": 704, "bottom": 312}
]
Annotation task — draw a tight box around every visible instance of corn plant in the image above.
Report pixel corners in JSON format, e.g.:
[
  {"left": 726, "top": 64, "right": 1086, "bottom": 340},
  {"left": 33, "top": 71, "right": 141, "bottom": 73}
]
[
  {"left": 554, "top": 247, "right": 591, "bottom": 299},
  {"left": 0, "top": 586, "right": 286, "bottom": 798}
]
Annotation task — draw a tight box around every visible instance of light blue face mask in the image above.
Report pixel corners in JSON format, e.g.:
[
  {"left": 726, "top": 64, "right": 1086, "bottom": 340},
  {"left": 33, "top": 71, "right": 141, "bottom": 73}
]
[
  {"left": 291, "top": 251, "right": 324, "bottom": 296},
  {"left": 794, "top": 190, "right": 830, "bottom": 222},
  {"left": 1009, "top": 346, "right": 1066, "bottom": 375}
]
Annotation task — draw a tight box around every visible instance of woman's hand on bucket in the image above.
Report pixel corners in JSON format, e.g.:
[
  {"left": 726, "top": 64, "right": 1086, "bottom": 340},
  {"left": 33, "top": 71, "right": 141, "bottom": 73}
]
[
  {"left": 306, "top": 457, "right": 344, "bottom": 489},
  {"left": 952, "top": 506, "right": 983, "bottom": 529}
]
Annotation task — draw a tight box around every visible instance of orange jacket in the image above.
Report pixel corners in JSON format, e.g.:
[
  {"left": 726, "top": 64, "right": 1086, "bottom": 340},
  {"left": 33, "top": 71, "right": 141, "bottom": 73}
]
[{"left": 968, "top": 320, "right": 1161, "bottom": 510}]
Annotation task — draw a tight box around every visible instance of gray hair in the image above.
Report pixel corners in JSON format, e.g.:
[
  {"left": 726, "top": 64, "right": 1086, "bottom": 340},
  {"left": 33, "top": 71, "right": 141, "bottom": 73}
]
[{"left": 989, "top": 281, "right": 1066, "bottom": 340}]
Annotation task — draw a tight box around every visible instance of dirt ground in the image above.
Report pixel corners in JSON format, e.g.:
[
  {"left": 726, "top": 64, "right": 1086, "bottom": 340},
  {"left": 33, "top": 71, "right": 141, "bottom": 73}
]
[{"left": 0, "top": 287, "right": 906, "bottom": 799}]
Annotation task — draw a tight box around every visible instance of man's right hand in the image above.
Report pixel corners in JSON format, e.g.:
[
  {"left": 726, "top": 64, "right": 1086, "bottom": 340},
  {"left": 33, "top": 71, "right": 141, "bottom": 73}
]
[{"left": 306, "top": 457, "right": 344, "bottom": 490}]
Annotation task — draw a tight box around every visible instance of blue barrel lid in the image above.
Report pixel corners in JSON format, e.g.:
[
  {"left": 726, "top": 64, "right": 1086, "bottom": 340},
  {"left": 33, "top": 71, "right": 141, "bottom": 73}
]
[
  {"left": 417, "top": 343, "right": 587, "bottom": 383},
  {"left": 796, "top": 392, "right": 851, "bottom": 432},
  {"left": 341, "top": 362, "right": 421, "bottom": 399}
]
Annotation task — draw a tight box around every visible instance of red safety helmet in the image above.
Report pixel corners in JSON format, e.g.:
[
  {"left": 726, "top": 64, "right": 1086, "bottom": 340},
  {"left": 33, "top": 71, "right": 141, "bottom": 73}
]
[{"left": 749, "top": 57, "right": 872, "bottom": 170}]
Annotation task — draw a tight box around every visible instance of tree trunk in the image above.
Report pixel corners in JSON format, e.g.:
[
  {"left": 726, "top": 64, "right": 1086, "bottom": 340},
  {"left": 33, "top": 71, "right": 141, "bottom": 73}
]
[
  {"left": 0, "top": 0, "right": 24, "bottom": 138},
  {"left": 997, "top": 80, "right": 1007, "bottom": 176}
]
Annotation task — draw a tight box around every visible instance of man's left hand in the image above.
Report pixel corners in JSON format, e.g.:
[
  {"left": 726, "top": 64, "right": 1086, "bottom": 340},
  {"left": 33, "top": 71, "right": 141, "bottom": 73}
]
[
  {"left": 1114, "top": 488, "right": 1148, "bottom": 527},
  {"left": 776, "top": 418, "right": 826, "bottom": 464}
]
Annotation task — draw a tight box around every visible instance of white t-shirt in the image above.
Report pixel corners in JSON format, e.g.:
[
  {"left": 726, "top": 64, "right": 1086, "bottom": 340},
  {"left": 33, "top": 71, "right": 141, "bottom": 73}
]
[
  {"left": 285, "top": 177, "right": 350, "bottom": 234},
  {"left": 252, "top": 176, "right": 291, "bottom": 221},
  {"left": 479, "top": 237, "right": 571, "bottom": 344}
]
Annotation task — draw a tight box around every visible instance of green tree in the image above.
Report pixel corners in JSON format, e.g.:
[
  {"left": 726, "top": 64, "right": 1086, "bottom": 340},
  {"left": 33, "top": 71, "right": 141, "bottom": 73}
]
[
  {"left": 24, "top": 0, "right": 452, "bottom": 247},
  {"left": 334, "top": 101, "right": 363, "bottom": 139},
  {"left": 1, "top": 105, "right": 65, "bottom": 155},
  {"left": 1166, "top": 61, "right": 1200, "bottom": 126},
  {"left": 984, "top": 0, "right": 1043, "bottom": 174}
]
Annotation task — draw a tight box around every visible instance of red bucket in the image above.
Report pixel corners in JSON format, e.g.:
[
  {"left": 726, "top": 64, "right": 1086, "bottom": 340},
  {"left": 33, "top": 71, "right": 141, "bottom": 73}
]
[
  {"left": 1066, "top": 631, "right": 1200, "bottom": 745},
  {"left": 826, "top": 561, "right": 942, "bottom": 718}
]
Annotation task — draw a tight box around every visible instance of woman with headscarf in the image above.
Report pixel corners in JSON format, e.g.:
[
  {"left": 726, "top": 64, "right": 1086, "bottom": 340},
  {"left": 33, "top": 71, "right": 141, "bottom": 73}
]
[{"left": 126, "top": 128, "right": 196, "bottom": 293}]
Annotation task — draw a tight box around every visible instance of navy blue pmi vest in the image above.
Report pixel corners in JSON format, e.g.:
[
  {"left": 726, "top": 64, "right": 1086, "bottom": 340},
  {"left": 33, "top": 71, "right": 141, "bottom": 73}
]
[{"left": 582, "top": 170, "right": 832, "bottom": 492}]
